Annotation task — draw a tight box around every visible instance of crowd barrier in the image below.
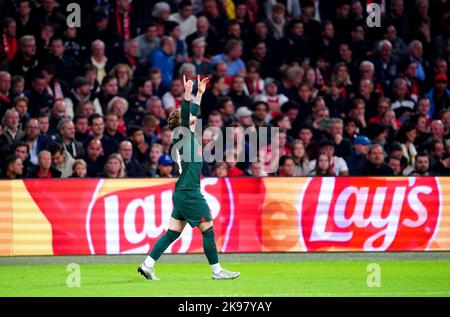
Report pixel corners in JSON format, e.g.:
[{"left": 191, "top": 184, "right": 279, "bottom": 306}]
[{"left": 0, "top": 177, "right": 449, "bottom": 256}]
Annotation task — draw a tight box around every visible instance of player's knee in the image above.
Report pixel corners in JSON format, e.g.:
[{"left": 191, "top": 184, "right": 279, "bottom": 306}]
[{"left": 202, "top": 226, "right": 215, "bottom": 236}]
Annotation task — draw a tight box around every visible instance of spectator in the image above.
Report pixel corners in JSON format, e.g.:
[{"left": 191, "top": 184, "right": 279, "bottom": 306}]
[
  {"left": 387, "top": 155, "right": 403, "bottom": 176},
  {"left": 31, "top": 150, "right": 61, "bottom": 178},
  {"left": 45, "top": 36, "right": 79, "bottom": 83},
  {"left": 255, "top": 77, "right": 288, "bottom": 119},
  {"left": 390, "top": 78, "right": 416, "bottom": 123},
  {"left": 107, "top": 96, "right": 129, "bottom": 136},
  {"left": 83, "top": 139, "right": 105, "bottom": 177},
  {"left": 218, "top": 97, "right": 236, "bottom": 127},
  {"left": 162, "top": 78, "right": 185, "bottom": 115},
  {"left": 55, "top": 118, "right": 85, "bottom": 159},
  {"left": 346, "top": 135, "right": 370, "bottom": 176},
  {"left": 86, "top": 113, "right": 119, "bottom": 157},
  {"left": 109, "top": 0, "right": 139, "bottom": 42},
  {"left": 149, "top": 36, "right": 175, "bottom": 90},
  {"left": 156, "top": 153, "right": 174, "bottom": 177},
  {"left": 409, "top": 152, "right": 436, "bottom": 176},
  {"left": 93, "top": 75, "right": 119, "bottom": 115},
  {"left": 0, "top": 108, "right": 25, "bottom": 149},
  {"left": 169, "top": 0, "right": 197, "bottom": 41},
  {"left": 110, "top": 63, "right": 133, "bottom": 97},
  {"left": 142, "top": 143, "right": 163, "bottom": 177},
  {"left": 25, "top": 73, "right": 54, "bottom": 117},
  {"left": 277, "top": 155, "right": 298, "bottom": 177},
  {"left": 2, "top": 154, "right": 23, "bottom": 179},
  {"left": 13, "top": 141, "right": 33, "bottom": 177},
  {"left": 71, "top": 159, "right": 88, "bottom": 178},
  {"left": 228, "top": 75, "right": 252, "bottom": 110},
  {"left": 267, "top": 3, "right": 287, "bottom": 40},
  {"left": 37, "top": 114, "right": 50, "bottom": 136},
  {"left": 76, "top": 100, "right": 96, "bottom": 118},
  {"left": 309, "top": 153, "right": 333, "bottom": 177},
  {"left": 212, "top": 162, "right": 228, "bottom": 177},
  {"left": 135, "top": 23, "right": 160, "bottom": 65},
  {"left": 15, "top": 0, "right": 40, "bottom": 38},
  {"left": 48, "top": 142, "right": 75, "bottom": 178},
  {"left": 372, "top": 40, "right": 398, "bottom": 93},
  {"left": 9, "top": 35, "right": 40, "bottom": 87},
  {"left": 354, "top": 144, "right": 394, "bottom": 176},
  {"left": 245, "top": 160, "right": 267, "bottom": 177},
  {"left": 19, "top": 118, "right": 50, "bottom": 165},
  {"left": 426, "top": 137, "right": 449, "bottom": 175},
  {"left": 395, "top": 122, "right": 418, "bottom": 171},
  {"left": 225, "top": 150, "right": 244, "bottom": 177},
  {"left": 103, "top": 153, "right": 126, "bottom": 178},
  {"left": 0, "top": 71, "right": 12, "bottom": 118},
  {"left": 67, "top": 77, "right": 92, "bottom": 116},
  {"left": 104, "top": 113, "right": 126, "bottom": 144},
  {"left": 188, "top": 38, "right": 212, "bottom": 76},
  {"left": 74, "top": 115, "right": 89, "bottom": 144},
  {"left": 426, "top": 73, "right": 450, "bottom": 119},
  {"left": 290, "top": 139, "right": 311, "bottom": 176},
  {"left": 309, "top": 139, "right": 349, "bottom": 176},
  {"left": 118, "top": 140, "right": 145, "bottom": 177},
  {"left": 89, "top": 40, "right": 113, "bottom": 85},
  {"left": 211, "top": 39, "right": 245, "bottom": 77}
]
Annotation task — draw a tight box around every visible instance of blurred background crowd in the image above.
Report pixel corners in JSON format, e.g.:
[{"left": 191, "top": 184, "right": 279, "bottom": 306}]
[{"left": 0, "top": 0, "right": 449, "bottom": 179}]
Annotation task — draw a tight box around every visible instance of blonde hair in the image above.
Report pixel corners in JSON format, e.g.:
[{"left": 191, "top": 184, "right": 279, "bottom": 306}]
[
  {"left": 107, "top": 96, "right": 129, "bottom": 114},
  {"left": 110, "top": 63, "right": 133, "bottom": 81},
  {"left": 104, "top": 153, "right": 126, "bottom": 178},
  {"left": 168, "top": 109, "right": 181, "bottom": 130}
]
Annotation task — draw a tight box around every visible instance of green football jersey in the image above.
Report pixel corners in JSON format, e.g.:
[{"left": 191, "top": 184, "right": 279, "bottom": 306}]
[{"left": 173, "top": 100, "right": 203, "bottom": 191}]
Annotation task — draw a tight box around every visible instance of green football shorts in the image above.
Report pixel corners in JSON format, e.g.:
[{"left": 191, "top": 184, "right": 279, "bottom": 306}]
[{"left": 171, "top": 189, "right": 212, "bottom": 227}]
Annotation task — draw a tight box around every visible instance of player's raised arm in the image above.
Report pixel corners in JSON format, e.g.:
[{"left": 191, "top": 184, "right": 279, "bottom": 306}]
[
  {"left": 181, "top": 74, "right": 194, "bottom": 127},
  {"left": 191, "top": 75, "right": 209, "bottom": 117}
]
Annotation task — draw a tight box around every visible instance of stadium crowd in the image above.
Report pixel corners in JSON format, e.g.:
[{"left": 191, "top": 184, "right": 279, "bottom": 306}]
[{"left": 0, "top": 0, "right": 449, "bottom": 179}]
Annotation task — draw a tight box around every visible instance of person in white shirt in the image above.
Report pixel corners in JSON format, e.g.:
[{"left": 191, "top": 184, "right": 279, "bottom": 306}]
[
  {"left": 169, "top": 0, "right": 198, "bottom": 41},
  {"left": 309, "top": 140, "right": 349, "bottom": 176},
  {"left": 254, "top": 77, "right": 288, "bottom": 119}
]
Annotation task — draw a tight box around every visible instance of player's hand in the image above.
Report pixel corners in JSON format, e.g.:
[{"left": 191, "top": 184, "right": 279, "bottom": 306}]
[
  {"left": 197, "top": 75, "right": 209, "bottom": 95},
  {"left": 183, "top": 74, "right": 194, "bottom": 101}
]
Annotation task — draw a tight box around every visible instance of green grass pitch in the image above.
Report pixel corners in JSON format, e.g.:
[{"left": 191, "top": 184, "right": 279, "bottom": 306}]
[{"left": 0, "top": 253, "right": 449, "bottom": 297}]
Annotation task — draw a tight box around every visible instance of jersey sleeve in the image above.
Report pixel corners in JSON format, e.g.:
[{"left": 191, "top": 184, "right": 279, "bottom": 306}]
[
  {"left": 181, "top": 99, "right": 190, "bottom": 127},
  {"left": 190, "top": 103, "right": 200, "bottom": 117}
]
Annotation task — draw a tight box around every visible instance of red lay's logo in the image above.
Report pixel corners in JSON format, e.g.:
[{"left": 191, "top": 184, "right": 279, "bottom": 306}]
[
  {"left": 87, "top": 178, "right": 234, "bottom": 255},
  {"left": 300, "top": 177, "right": 441, "bottom": 251}
]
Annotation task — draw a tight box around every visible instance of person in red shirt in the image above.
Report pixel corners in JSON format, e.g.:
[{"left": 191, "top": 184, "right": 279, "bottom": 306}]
[
  {"left": 1, "top": 18, "right": 18, "bottom": 63},
  {"left": 32, "top": 150, "right": 61, "bottom": 178}
]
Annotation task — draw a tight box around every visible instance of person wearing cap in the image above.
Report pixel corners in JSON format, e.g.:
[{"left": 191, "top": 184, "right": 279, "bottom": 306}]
[
  {"left": 235, "top": 106, "right": 254, "bottom": 129},
  {"left": 138, "top": 75, "right": 240, "bottom": 281},
  {"left": 426, "top": 73, "right": 450, "bottom": 119},
  {"left": 155, "top": 153, "right": 174, "bottom": 177},
  {"left": 345, "top": 135, "right": 371, "bottom": 175}
]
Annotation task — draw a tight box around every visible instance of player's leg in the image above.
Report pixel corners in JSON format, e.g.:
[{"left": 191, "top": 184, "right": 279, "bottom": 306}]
[
  {"left": 138, "top": 217, "right": 186, "bottom": 280},
  {"left": 198, "top": 221, "right": 240, "bottom": 280}
]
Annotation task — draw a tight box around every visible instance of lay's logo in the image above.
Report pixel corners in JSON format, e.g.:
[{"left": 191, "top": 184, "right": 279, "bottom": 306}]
[{"left": 299, "top": 177, "right": 442, "bottom": 251}]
